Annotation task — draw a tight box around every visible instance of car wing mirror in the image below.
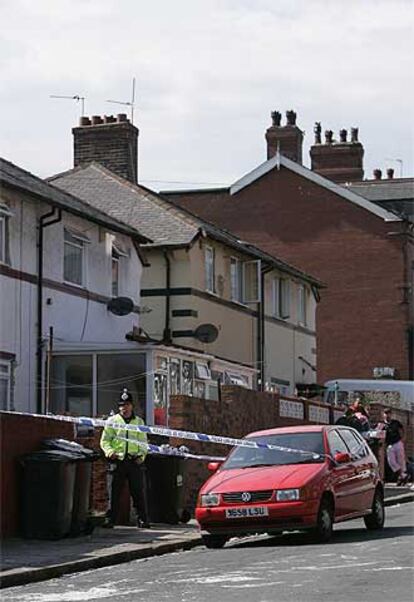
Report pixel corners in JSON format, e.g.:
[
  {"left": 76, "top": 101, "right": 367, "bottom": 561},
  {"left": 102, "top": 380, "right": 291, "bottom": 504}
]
[
  {"left": 207, "top": 461, "right": 221, "bottom": 472},
  {"left": 334, "top": 452, "right": 351, "bottom": 464}
]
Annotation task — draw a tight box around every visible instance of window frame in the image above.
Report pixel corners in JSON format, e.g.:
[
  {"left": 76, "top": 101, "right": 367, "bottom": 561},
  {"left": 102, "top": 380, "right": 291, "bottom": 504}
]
[
  {"left": 0, "top": 215, "right": 5, "bottom": 265},
  {"left": 298, "top": 283, "right": 307, "bottom": 326},
  {"left": 230, "top": 256, "right": 243, "bottom": 303},
  {"left": 0, "top": 360, "right": 12, "bottom": 410},
  {"left": 273, "top": 277, "right": 290, "bottom": 319},
  {"left": 205, "top": 245, "right": 216, "bottom": 293},
  {"left": 63, "top": 228, "right": 88, "bottom": 287}
]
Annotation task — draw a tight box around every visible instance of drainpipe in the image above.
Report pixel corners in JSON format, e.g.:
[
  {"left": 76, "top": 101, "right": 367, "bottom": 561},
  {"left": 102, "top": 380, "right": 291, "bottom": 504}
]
[
  {"left": 162, "top": 250, "right": 172, "bottom": 343},
  {"left": 257, "top": 266, "right": 271, "bottom": 391},
  {"left": 37, "top": 207, "right": 62, "bottom": 413}
]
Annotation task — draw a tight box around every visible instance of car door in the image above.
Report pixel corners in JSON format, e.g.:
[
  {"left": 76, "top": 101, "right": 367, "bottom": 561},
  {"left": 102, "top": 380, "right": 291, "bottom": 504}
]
[
  {"left": 327, "top": 429, "right": 357, "bottom": 518},
  {"left": 338, "top": 428, "right": 376, "bottom": 512}
]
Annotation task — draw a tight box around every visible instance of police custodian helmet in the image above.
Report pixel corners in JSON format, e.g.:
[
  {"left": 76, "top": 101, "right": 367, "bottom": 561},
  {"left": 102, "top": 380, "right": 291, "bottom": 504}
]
[{"left": 118, "top": 388, "right": 133, "bottom": 405}]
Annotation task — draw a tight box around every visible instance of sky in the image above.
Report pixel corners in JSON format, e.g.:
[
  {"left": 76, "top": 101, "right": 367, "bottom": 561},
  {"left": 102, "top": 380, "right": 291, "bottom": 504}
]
[{"left": 1, "top": 0, "right": 413, "bottom": 191}]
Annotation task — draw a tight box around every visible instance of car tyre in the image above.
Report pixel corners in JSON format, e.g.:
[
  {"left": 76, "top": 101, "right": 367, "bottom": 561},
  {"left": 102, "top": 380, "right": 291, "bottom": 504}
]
[
  {"left": 202, "top": 534, "right": 228, "bottom": 549},
  {"left": 313, "top": 498, "right": 333, "bottom": 543},
  {"left": 364, "top": 489, "right": 385, "bottom": 530}
]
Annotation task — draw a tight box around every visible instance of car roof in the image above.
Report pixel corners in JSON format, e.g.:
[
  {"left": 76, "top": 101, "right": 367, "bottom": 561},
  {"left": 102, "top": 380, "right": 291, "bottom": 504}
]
[{"left": 246, "top": 425, "right": 327, "bottom": 438}]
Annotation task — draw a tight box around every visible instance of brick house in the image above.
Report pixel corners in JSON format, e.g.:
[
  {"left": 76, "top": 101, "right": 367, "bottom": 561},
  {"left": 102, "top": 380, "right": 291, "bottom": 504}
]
[
  {"left": 49, "top": 116, "right": 324, "bottom": 413},
  {"left": 162, "top": 112, "right": 414, "bottom": 384}
]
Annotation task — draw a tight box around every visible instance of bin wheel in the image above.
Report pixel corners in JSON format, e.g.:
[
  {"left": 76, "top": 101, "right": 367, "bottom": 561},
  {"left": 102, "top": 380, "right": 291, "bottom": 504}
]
[
  {"left": 180, "top": 509, "right": 191, "bottom": 523},
  {"left": 202, "top": 534, "right": 228, "bottom": 549}
]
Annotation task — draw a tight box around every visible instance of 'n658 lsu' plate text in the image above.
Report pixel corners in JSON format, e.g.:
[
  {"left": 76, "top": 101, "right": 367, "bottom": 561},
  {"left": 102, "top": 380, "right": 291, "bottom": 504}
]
[{"left": 225, "top": 506, "right": 269, "bottom": 519}]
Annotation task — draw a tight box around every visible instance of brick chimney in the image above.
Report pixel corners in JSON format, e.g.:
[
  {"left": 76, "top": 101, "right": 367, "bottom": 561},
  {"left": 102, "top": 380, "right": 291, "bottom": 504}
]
[
  {"left": 265, "top": 110, "right": 303, "bottom": 164},
  {"left": 310, "top": 125, "right": 364, "bottom": 183},
  {"left": 72, "top": 114, "right": 138, "bottom": 183}
]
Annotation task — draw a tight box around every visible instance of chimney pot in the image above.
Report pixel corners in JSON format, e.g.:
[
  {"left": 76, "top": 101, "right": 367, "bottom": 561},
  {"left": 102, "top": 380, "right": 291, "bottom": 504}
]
[
  {"left": 325, "top": 130, "right": 334, "bottom": 145},
  {"left": 271, "top": 110, "right": 282, "bottom": 127},
  {"left": 373, "top": 169, "right": 382, "bottom": 180},
  {"left": 314, "top": 122, "right": 322, "bottom": 144},
  {"left": 79, "top": 116, "right": 91, "bottom": 126},
  {"left": 350, "top": 127, "right": 359, "bottom": 143},
  {"left": 386, "top": 168, "right": 394, "bottom": 179},
  {"left": 91, "top": 115, "right": 103, "bottom": 125},
  {"left": 339, "top": 129, "right": 347, "bottom": 143},
  {"left": 104, "top": 115, "right": 116, "bottom": 123},
  {"left": 286, "top": 110, "right": 297, "bottom": 126},
  {"left": 117, "top": 113, "right": 128, "bottom": 123}
]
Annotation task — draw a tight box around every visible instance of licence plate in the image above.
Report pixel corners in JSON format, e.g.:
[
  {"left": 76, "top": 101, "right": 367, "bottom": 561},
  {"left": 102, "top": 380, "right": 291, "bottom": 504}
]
[{"left": 225, "top": 506, "right": 269, "bottom": 519}]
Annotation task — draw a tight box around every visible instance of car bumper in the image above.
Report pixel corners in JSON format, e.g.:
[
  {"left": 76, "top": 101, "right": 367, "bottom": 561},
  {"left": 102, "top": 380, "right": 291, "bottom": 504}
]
[{"left": 196, "top": 499, "right": 320, "bottom": 535}]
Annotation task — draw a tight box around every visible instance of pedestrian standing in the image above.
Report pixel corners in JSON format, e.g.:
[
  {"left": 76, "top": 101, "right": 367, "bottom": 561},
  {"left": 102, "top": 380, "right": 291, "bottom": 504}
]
[
  {"left": 100, "top": 388, "right": 150, "bottom": 528},
  {"left": 378, "top": 407, "right": 408, "bottom": 486}
]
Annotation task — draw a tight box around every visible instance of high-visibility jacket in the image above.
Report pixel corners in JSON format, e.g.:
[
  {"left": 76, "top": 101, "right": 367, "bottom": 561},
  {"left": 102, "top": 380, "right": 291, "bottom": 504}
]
[{"left": 100, "top": 413, "right": 148, "bottom": 461}]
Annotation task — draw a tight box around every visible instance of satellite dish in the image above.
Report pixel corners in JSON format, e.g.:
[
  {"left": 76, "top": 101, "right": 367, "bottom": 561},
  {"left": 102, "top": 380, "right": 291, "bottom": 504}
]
[
  {"left": 194, "top": 323, "right": 219, "bottom": 343},
  {"left": 107, "top": 297, "right": 134, "bottom": 316}
]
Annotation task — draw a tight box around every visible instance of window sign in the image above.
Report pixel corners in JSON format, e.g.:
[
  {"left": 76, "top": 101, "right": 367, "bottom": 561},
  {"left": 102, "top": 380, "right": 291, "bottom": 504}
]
[
  {"left": 169, "top": 359, "right": 181, "bottom": 395},
  {"left": 195, "top": 362, "right": 211, "bottom": 380},
  {"left": 182, "top": 361, "right": 194, "bottom": 395}
]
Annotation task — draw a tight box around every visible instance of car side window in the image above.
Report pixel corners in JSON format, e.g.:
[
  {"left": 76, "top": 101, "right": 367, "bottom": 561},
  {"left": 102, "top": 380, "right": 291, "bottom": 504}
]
[
  {"left": 338, "top": 429, "right": 366, "bottom": 459},
  {"left": 327, "top": 430, "right": 349, "bottom": 456}
]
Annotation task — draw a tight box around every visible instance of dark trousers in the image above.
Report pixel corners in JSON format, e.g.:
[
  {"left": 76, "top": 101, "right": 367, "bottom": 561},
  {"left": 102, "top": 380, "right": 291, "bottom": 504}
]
[{"left": 108, "top": 459, "right": 149, "bottom": 524}]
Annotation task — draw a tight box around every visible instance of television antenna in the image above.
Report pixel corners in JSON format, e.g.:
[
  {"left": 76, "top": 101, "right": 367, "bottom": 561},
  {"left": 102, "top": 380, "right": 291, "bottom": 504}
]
[
  {"left": 50, "top": 94, "right": 85, "bottom": 116},
  {"left": 385, "top": 158, "right": 403, "bottom": 178},
  {"left": 106, "top": 77, "right": 136, "bottom": 123}
]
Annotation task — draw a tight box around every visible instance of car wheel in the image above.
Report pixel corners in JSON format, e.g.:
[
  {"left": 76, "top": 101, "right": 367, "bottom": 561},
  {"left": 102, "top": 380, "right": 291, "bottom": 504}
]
[
  {"left": 364, "top": 489, "right": 385, "bottom": 530},
  {"left": 202, "top": 534, "right": 228, "bottom": 549},
  {"left": 313, "top": 498, "right": 334, "bottom": 543}
]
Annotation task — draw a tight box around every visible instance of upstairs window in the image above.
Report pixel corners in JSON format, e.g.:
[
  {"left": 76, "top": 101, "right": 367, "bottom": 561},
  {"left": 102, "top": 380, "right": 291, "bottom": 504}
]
[
  {"left": 112, "top": 248, "right": 119, "bottom": 297},
  {"left": 298, "top": 284, "right": 307, "bottom": 326},
  {"left": 205, "top": 246, "right": 215, "bottom": 293},
  {"left": 0, "top": 203, "right": 13, "bottom": 265},
  {"left": 64, "top": 228, "right": 89, "bottom": 286},
  {"left": 273, "top": 277, "right": 290, "bottom": 319},
  {"left": 230, "top": 257, "right": 242, "bottom": 302}
]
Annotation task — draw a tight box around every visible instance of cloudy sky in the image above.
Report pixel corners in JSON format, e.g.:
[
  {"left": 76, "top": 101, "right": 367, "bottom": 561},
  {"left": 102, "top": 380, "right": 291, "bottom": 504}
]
[{"left": 2, "top": 0, "right": 413, "bottom": 190}]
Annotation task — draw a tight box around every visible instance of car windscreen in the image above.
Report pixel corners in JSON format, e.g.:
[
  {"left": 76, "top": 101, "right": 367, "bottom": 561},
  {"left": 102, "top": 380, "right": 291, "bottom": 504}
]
[{"left": 222, "top": 432, "right": 325, "bottom": 469}]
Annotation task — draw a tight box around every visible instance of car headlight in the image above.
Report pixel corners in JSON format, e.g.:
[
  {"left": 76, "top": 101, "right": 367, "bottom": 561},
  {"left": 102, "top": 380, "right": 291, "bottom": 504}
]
[
  {"left": 200, "top": 493, "right": 220, "bottom": 507},
  {"left": 276, "top": 489, "right": 300, "bottom": 502}
]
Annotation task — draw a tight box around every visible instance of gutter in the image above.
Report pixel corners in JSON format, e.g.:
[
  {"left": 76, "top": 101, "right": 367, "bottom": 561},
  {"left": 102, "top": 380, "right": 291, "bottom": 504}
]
[
  {"left": 37, "top": 207, "right": 62, "bottom": 413},
  {"left": 162, "top": 250, "right": 172, "bottom": 343}
]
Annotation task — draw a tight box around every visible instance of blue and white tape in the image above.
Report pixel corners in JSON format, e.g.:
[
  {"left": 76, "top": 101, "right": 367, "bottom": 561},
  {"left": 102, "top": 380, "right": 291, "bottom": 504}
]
[
  {"left": 116, "top": 437, "right": 226, "bottom": 462},
  {"left": 8, "top": 410, "right": 323, "bottom": 460}
]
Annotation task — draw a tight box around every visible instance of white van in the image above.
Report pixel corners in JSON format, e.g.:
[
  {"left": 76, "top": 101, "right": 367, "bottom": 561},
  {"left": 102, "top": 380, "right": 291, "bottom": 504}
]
[{"left": 323, "top": 379, "right": 414, "bottom": 410}]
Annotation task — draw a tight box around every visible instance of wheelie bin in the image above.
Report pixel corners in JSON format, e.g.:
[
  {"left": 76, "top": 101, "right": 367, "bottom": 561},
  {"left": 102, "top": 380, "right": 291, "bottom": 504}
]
[
  {"left": 146, "top": 453, "right": 188, "bottom": 524},
  {"left": 41, "top": 439, "right": 99, "bottom": 535},
  {"left": 19, "top": 450, "right": 78, "bottom": 539}
]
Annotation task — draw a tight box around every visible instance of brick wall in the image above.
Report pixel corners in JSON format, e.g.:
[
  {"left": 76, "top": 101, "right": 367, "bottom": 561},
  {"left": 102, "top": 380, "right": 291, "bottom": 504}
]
[
  {"left": 166, "top": 167, "right": 412, "bottom": 382},
  {"left": 168, "top": 386, "right": 341, "bottom": 513}
]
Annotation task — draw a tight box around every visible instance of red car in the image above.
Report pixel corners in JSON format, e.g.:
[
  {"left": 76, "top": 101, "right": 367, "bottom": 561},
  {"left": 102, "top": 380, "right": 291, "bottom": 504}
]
[{"left": 196, "top": 425, "right": 385, "bottom": 548}]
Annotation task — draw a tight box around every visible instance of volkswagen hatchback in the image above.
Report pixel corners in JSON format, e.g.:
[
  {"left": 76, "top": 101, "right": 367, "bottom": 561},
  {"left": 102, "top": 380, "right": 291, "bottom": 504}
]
[{"left": 195, "top": 425, "right": 384, "bottom": 548}]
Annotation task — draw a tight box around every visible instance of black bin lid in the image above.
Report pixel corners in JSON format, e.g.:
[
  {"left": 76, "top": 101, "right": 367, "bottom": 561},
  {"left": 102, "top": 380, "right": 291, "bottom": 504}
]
[
  {"left": 42, "top": 438, "right": 98, "bottom": 459},
  {"left": 20, "top": 450, "right": 81, "bottom": 464}
]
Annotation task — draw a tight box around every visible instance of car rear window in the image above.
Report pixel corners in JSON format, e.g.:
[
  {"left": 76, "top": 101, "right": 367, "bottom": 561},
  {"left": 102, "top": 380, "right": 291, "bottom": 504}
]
[{"left": 222, "top": 432, "right": 325, "bottom": 469}]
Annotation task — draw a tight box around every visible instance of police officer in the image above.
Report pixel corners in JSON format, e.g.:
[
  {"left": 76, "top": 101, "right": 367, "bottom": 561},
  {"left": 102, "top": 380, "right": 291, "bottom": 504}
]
[{"left": 100, "top": 388, "right": 150, "bottom": 528}]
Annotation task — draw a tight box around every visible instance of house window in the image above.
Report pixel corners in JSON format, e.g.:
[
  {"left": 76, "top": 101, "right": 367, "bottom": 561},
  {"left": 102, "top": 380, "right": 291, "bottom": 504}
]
[
  {"left": 242, "top": 260, "right": 261, "bottom": 303},
  {"left": 273, "top": 277, "right": 290, "bottom": 319},
  {"left": 205, "top": 246, "right": 215, "bottom": 293},
  {"left": 0, "top": 361, "right": 11, "bottom": 410},
  {"left": 298, "top": 284, "right": 307, "bottom": 326},
  {"left": 0, "top": 203, "right": 13, "bottom": 265},
  {"left": 230, "top": 257, "right": 242, "bottom": 302},
  {"left": 64, "top": 229, "right": 89, "bottom": 286}
]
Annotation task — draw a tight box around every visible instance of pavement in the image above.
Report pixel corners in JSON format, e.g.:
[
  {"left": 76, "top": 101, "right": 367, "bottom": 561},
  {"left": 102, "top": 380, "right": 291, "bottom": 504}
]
[{"left": 1, "top": 485, "right": 413, "bottom": 590}]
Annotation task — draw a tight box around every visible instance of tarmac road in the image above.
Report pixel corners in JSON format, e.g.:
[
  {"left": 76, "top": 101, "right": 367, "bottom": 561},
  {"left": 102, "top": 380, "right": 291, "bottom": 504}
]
[{"left": 2, "top": 503, "right": 413, "bottom": 602}]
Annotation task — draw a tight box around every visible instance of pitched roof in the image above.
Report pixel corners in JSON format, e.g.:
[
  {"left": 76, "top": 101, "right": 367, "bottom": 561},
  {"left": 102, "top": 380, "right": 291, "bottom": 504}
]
[
  {"left": 0, "top": 157, "right": 150, "bottom": 242},
  {"left": 344, "top": 178, "right": 414, "bottom": 202},
  {"left": 163, "top": 153, "right": 402, "bottom": 223},
  {"left": 49, "top": 163, "right": 323, "bottom": 287}
]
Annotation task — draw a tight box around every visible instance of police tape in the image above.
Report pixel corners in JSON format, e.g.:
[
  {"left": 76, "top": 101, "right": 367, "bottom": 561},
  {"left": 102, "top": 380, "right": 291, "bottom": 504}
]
[
  {"left": 11, "top": 410, "right": 323, "bottom": 460},
  {"left": 116, "top": 437, "right": 226, "bottom": 462}
]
